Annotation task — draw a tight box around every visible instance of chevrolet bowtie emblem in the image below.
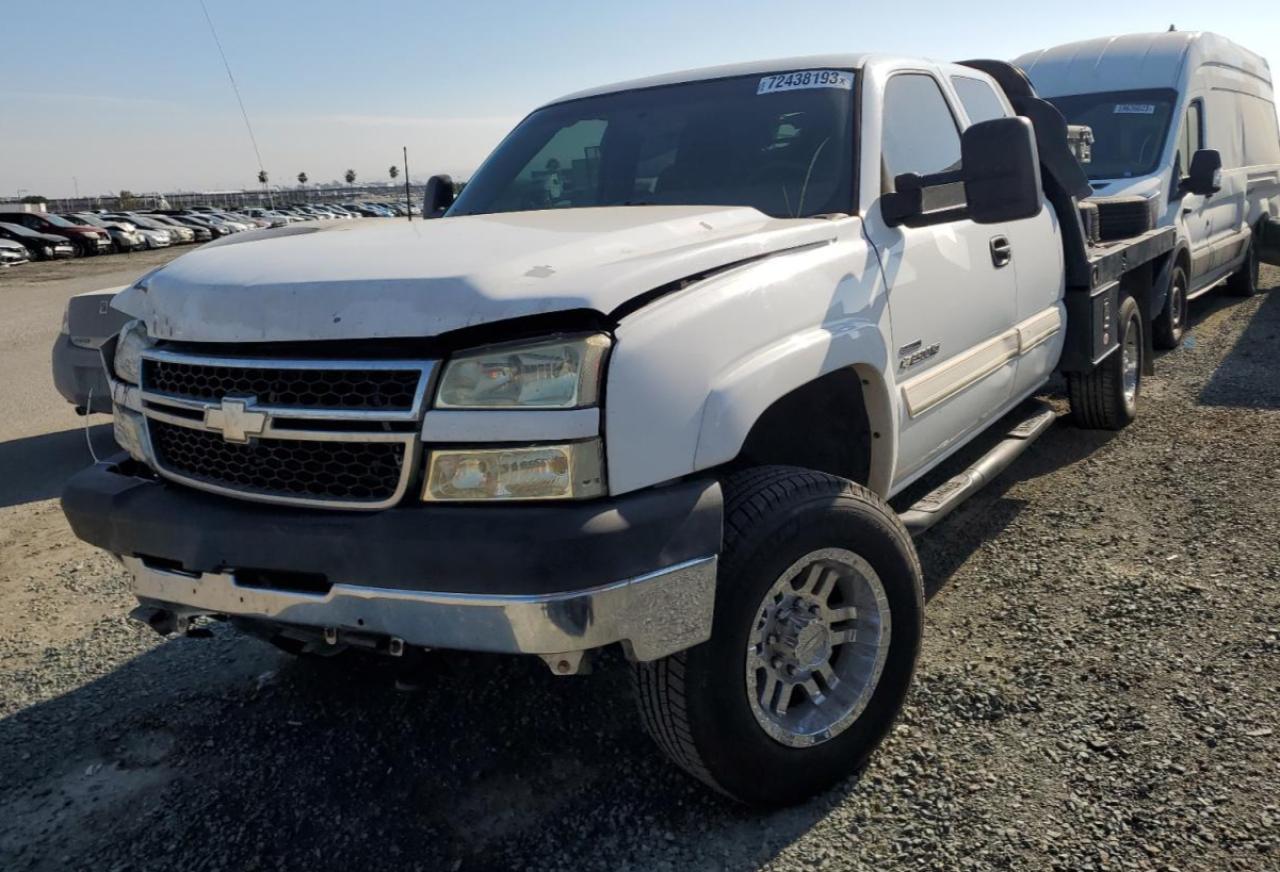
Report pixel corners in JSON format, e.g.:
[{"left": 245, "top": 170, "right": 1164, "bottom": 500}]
[{"left": 204, "top": 396, "right": 268, "bottom": 443}]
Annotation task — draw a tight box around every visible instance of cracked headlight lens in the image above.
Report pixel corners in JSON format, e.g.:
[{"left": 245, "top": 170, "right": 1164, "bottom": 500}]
[
  {"left": 436, "top": 334, "right": 610, "bottom": 409},
  {"left": 423, "top": 440, "right": 605, "bottom": 501}
]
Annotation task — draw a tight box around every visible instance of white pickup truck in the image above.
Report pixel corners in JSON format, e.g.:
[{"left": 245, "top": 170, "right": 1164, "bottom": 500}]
[{"left": 63, "top": 54, "right": 1177, "bottom": 806}]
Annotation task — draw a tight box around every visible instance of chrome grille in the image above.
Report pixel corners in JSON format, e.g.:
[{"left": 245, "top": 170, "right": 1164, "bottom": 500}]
[{"left": 138, "top": 349, "right": 435, "bottom": 510}]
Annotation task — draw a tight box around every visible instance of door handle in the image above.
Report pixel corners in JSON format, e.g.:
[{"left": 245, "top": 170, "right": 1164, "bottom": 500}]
[{"left": 990, "top": 236, "right": 1012, "bottom": 268}]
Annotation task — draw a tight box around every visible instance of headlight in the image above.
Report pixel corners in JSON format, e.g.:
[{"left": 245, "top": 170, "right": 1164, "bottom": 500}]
[
  {"left": 423, "top": 440, "right": 605, "bottom": 501},
  {"left": 43, "top": 246, "right": 53, "bottom": 255},
  {"left": 113, "top": 320, "right": 150, "bottom": 385},
  {"left": 436, "top": 334, "right": 610, "bottom": 409}
]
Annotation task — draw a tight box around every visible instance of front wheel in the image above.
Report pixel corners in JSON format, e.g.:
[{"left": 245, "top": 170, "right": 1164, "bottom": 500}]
[
  {"left": 1153, "top": 263, "right": 1188, "bottom": 350},
  {"left": 1068, "top": 293, "right": 1143, "bottom": 430},
  {"left": 633, "top": 467, "right": 923, "bottom": 807}
]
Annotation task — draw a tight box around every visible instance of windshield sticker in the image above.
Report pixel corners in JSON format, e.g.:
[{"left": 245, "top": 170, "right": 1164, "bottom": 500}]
[
  {"left": 1113, "top": 103, "right": 1156, "bottom": 115},
  {"left": 757, "top": 70, "right": 853, "bottom": 95}
]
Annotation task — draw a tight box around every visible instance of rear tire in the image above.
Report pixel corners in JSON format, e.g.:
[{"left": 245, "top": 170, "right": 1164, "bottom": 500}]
[
  {"left": 1153, "top": 264, "right": 1188, "bottom": 350},
  {"left": 1225, "top": 240, "right": 1259, "bottom": 297},
  {"left": 1069, "top": 293, "right": 1142, "bottom": 430},
  {"left": 633, "top": 466, "right": 923, "bottom": 807}
]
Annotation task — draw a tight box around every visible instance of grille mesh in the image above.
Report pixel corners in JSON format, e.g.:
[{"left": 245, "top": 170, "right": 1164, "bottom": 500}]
[
  {"left": 143, "top": 359, "right": 421, "bottom": 411},
  {"left": 150, "top": 420, "right": 405, "bottom": 503}
]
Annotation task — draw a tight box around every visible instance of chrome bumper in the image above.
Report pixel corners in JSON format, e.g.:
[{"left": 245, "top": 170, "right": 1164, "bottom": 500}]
[{"left": 122, "top": 554, "right": 717, "bottom": 662}]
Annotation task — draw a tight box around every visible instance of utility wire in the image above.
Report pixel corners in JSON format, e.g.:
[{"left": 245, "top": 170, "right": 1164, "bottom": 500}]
[{"left": 198, "top": 0, "right": 271, "bottom": 203}]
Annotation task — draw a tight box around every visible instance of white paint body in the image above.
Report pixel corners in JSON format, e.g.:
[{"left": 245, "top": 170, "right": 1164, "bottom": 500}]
[
  {"left": 113, "top": 55, "right": 1073, "bottom": 501},
  {"left": 1016, "top": 31, "right": 1280, "bottom": 293}
]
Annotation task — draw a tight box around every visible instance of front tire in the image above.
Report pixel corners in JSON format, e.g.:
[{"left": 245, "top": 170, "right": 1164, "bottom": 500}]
[
  {"left": 1068, "top": 293, "right": 1142, "bottom": 430},
  {"left": 1153, "top": 263, "right": 1188, "bottom": 350},
  {"left": 633, "top": 467, "right": 923, "bottom": 807}
]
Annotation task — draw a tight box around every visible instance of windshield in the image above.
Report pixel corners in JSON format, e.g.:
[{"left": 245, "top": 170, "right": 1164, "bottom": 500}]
[
  {"left": 451, "top": 70, "right": 856, "bottom": 219},
  {"left": 1046, "top": 88, "right": 1177, "bottom": 180},
  {"left": 74, "top": 213, "right": 106, "bottom": 227}
]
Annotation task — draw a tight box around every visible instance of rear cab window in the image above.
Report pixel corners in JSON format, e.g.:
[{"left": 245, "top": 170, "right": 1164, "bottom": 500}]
[{"left": 951, "top": 76, "right": 1010, "bottom": 124}]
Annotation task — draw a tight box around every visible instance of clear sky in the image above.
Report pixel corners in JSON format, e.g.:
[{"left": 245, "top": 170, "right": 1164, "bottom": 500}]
[{"left": 2, "top": 0, "right": 1277, "bottom": 198}]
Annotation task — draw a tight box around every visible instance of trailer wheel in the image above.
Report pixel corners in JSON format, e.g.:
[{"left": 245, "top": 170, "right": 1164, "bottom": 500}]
[
  {"left": 1153, "top": 263, "right": 1188, "bottom": 350},
  {"left": 1225, "top": 240, "right": 1258, "bottom": 297},
  {"left": 632, "top": 466, "right": 923, "bottom": 807},
  {"left": 1069, "top": 293, "right": 1142, "bottom": 430}
]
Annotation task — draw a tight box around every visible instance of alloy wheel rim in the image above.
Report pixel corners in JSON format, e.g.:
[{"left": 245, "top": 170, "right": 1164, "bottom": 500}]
[
  {"left": 1122, "top": 316, "right": 1140, "bottom": 405},
  {"left": 745, "top": 548, "right": 891, "bottom": 748}
]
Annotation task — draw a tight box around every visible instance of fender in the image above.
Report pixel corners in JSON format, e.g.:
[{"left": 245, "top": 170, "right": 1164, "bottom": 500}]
[
  {"left": 694, "top": 323, "right": 896, "bottom": 495},
  {"left": 605, "top": 220, "right": 896, "bottom": 495}
]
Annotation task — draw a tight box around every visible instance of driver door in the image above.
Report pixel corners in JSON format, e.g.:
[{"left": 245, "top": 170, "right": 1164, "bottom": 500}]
[{"left": 863, "top": 72, "right": 1019, "bottom": 487}]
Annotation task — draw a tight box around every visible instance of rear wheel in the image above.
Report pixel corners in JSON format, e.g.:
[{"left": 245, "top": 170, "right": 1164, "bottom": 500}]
[
  {"left": 1153, "top": 263, "right": 1188, "bottom": 350},
  {"left": 633, "top": 467, "right": 923, "bottom": 807},
  {"left": 1225, "top": 240, "right": 1259, "bottom": 297},
  {"left": 1069, "top": 293, "right": 1142, "bottom": 430}
]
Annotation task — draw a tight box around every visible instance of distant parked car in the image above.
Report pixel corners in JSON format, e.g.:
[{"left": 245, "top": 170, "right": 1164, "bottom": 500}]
[
  {"left": 53, "top": 287, "right": 129, "bottom": 414},
  {"left": 166, "top": 213, "right": 231, "bottom": 237},
  {"left": 0, "top": 222, "right": 77, "bottom": 259},
  {"left": 64, "top": 213, "right": 144, "bottom": 252},
  {"left": 124, "top": 214, "right": 196, "bottom": 244},
  {"left": 144, "top": 213, "right": 213, "bottom": 243},
  {"left": 241, "top": 208, "right": 291, "bottom": 227},
  {"left": 103, "top": 215, "right": 173, "bottom": 249},
  {"left": 0, "top": 238, "right": 31, "bottom": 267},
  {"left": 0, "top": 211, "right": 112, "bottom": 256},
  {"left": 340, "top": 203, "right": 383, "bottom": 217}
]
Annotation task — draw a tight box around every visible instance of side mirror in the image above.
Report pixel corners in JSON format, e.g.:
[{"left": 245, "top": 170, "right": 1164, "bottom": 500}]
[
  {"left": 881, "top": 174, "right": 925, "bottom": 226},
  {"left": 423, "top": 174, "right": 455, "bottom": 218},
  {"left": 1182, "top": 149, "right": 1222, "bottom": 197},
  {"left": 962, "top": 116, "right": 1042, "bottom": 224}
]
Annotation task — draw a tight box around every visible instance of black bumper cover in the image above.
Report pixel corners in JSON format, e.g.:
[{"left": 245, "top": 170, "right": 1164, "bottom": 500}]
[{"left": 62, "top": 457, "right": 723, "bottom": 596}]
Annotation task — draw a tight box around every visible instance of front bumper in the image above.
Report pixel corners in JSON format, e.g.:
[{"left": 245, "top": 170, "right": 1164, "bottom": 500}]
[{"left": 63, "top": 459, "right": 722, "bottom": 660}]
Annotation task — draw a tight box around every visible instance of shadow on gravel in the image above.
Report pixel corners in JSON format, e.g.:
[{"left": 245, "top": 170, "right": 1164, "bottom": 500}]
[
  {"left": 890, "top": 403, "right": 1115, "bottom": 600},
  {"left": 0, "top": 629, "right": 845, "bottom": 871},
  {"left": 1198, "top": 288, "right": 1279, "bottom": 409},
  {"left": 0, "top": 424, "right": 112, "bottom": 509}
]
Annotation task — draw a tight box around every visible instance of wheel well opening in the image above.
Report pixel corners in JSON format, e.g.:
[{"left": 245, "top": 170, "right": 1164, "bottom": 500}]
[{"left": 734, "top": 369, "right": 871, "bottom": 485}]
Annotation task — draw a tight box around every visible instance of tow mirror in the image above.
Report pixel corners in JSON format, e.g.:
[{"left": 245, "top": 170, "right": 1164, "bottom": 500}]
[
  {"left": 423, "top": 174, "right": 455, "bottom": 218},
  {"left": 1182, "top": 149, "right": 1222, "bottom": 197},
  {"left": 962, "top": 116, "right": 1042, "bottom": 224}
]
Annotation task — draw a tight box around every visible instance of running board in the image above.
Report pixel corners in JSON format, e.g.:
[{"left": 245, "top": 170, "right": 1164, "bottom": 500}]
[{"left": 899, "top": 403, "right": 1058, "bottom": 536}]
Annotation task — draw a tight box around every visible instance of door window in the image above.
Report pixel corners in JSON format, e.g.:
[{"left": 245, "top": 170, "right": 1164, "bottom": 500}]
[
  {"left": 1177, "top": 100, "right": 1204, "bottom": 179},
  {"left": 882, "top": 74, "right": 963, "bottom": 186}
]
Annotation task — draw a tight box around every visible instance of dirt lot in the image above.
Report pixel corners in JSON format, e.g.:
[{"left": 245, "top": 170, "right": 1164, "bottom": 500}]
[{"left": 0, "top": 256, "right": 1276, "bottom": 872}]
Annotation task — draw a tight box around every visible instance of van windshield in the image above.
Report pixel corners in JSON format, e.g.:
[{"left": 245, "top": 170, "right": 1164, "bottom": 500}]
[
  {"left": 1046, "top": 88, "right": 1177, "bottom": 180},
  {"left": 450, "top": 71, "right": 856, "bottom": 219}
]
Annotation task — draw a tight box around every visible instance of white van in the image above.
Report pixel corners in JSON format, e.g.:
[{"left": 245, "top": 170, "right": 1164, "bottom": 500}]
[{"left": 1016, "top": 31, "right": 1280, "bottom": 347}]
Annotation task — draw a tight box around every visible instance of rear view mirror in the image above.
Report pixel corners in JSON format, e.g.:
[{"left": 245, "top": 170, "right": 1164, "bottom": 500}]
[
  {"left": 1182, "top": 149, "right": 1222, "bottom": 197},
  {"left": 424, "top": 174, "right": 455, "bottom": 218},
  {"left": 962, "top": 116, "right": 1042, "bottom": 224}
]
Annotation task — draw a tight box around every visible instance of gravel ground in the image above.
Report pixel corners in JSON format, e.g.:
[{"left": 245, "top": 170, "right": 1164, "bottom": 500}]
[{"left": 0, "top": 268, "right": 1276, "bottom": 872}]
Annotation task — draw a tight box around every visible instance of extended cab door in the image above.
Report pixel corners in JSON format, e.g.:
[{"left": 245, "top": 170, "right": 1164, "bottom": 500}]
[{"left": 861, "top": 71, "right": 1019, "bottom": 487}]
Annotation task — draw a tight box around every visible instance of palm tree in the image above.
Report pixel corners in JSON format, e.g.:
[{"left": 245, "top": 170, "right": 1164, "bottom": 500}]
[
  {"left": 388, "top": 165, "right": 399, "bottom": 181},
  {"left": 344, "top": 169, "right": 356, "bottom": 185},
  {"left": 257, "top": 170, "right": 269, "bottom": 185},
  {"left": 297, "top": 171, "right": 308, "bottom": 187}
]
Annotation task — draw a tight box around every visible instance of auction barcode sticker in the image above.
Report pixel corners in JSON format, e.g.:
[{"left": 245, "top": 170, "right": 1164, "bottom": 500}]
[
  {"left": 757, "top": 70, "right": 853, "bottom": 95},
  {"left": 1113, "top": 103, "right": 1156, "bottom": 114}
]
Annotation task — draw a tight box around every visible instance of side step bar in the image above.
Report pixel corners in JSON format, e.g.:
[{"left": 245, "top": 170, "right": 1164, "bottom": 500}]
[{"left": 900, "top": 403, "right": 1058, "bottom": 536}]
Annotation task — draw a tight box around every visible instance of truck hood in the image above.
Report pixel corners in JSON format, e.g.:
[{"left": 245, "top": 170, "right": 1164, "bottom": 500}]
[{"left": 113, "top": 206, "right": 836, "bottom": 343}]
